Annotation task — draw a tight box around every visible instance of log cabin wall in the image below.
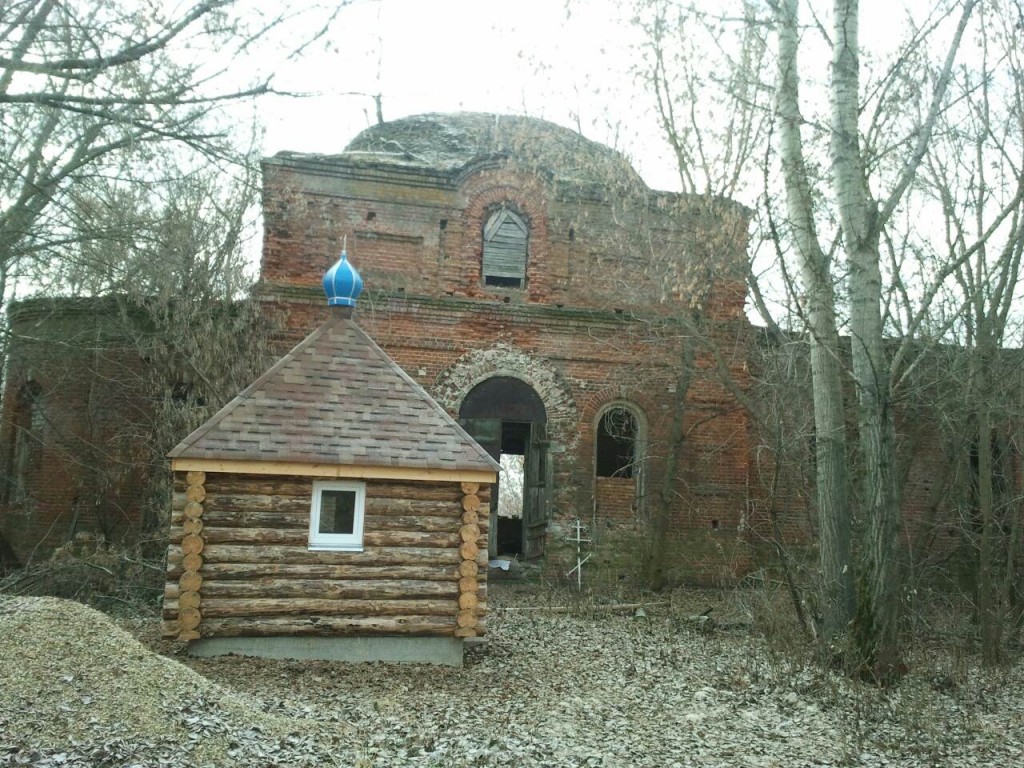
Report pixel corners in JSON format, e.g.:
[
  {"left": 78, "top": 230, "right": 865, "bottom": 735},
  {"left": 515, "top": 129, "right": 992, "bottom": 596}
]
[{"left": 163, "top": 471, "right": 490, "bottom": 641}]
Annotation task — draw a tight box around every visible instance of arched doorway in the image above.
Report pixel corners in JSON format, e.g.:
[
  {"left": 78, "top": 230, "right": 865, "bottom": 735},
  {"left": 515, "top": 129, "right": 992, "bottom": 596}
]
[{"left": 459, "top": 376, "right": 549, "bottom": 559}]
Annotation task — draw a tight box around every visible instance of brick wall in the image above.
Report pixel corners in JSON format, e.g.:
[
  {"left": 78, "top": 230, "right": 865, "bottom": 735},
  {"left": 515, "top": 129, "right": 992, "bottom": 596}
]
[
  {"left": 595, "top": 477, "right": 636, "bottom": 520},
  {"left": 256, "top": 149, "right": 758, "bottom": 576},
  {"left": 0, "top": 119, "right": 999, "bottom": 583},
  {"left": 0, "top": 301, "right": 153, "bottom": 564}
]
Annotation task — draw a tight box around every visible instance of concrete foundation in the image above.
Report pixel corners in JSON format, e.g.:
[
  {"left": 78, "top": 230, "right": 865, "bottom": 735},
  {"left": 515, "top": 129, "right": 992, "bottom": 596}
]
[{"left": 189, "top": 636, "right": 465, "bottom": 666}]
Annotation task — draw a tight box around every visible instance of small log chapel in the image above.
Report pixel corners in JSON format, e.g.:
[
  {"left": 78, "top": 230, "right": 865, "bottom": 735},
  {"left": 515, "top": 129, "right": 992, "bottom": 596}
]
[{"left": 161, "top": 250, "right": 499, "bottom": 665}]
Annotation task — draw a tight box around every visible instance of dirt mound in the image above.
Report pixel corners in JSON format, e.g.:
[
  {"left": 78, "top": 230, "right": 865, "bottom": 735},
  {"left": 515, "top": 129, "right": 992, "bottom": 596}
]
[{"left": 0, "top": 595, "right": 347, "bottom": 766}]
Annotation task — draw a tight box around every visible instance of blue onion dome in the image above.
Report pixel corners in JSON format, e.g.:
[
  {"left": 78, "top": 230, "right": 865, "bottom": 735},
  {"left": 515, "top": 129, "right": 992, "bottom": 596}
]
[{"left": 323, "top": 248, "right": 363, "bottom": 307}]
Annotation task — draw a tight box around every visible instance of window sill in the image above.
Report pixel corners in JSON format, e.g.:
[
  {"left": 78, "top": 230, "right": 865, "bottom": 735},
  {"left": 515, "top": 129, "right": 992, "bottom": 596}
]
[{"left": 307, "top": 543, "right": 365, "bottom": 552}]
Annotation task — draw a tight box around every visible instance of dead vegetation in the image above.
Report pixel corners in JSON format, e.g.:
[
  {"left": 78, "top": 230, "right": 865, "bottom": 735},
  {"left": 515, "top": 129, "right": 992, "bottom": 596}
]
[{"left": 0, "top": 585, "right": 1022, "bottom": 767}]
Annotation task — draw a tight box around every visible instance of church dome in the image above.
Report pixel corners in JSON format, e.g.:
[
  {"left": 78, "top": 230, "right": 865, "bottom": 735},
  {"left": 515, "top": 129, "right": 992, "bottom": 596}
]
[
  {"left": 343, "top": 112, "right": 646, "bottom": 190},
  {"left": 323, "top": 249, "right": 363, "bottom": 307}
]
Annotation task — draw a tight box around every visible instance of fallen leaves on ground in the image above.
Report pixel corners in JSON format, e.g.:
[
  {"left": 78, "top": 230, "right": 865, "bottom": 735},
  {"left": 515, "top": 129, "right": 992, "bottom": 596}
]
[{"left": 1, "top": 589, "right": 1022, "bottom": 767}]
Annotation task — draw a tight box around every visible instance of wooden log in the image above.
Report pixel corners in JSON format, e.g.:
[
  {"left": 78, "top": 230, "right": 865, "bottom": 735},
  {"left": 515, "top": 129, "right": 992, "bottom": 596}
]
[
  {"left": 458, "top": 560, "right": 479, "bottom": 578},
  {"left": 459, "top": 524, "right": 480, "bottom": 543},
  {"left": 177, "top": 629, "right": 202, "bottom": 642},
  {"left": 458, "top": 592, "right": 478, "bottom": 610},
  {"left": 454, "top": 627, "right": 477, "bottom": 638},
  {"left": 364, "top": 498, "right": 462, "bottom": 516},
  {"left": 185, "top": 485, "right": 206, "bottom": 503},
  {"left": 456, "top": 609, "right": 477, "bottom": 629},
  {"left": 460, "top": 482, "right": 480, "bottom": 495},
  {"left": 184, "top": 501, "right": 204, "bottom": 521},
  {"left": 201, "top": 544, "right": 462, "bottom": 567},
  {"left": 462, "top": 509, "right": 479, "bottom": 526},
  {"left": 203, "top": 493, "right": 310, "bottom": 514},
  {"left": 365, "top": 530, "right": 461, "bottom": 548},
  {"left": 203, "top": 508, "right": 307, "bottom": 529},
  {"left": 186, "top": 471, "right": 206, "bottom": 486},
  {"left": 182, "top": 553, "right": 204, "bottom": 572},
  {"left": 458, "top": 576, "right": 479, "bottom": 594},
  {"left": 198, "top": 615, "right": 456, "bottom": 637},
  {"left": 183, "top": 518, "right": 204, "bottom": 536},
  {"left": 181, "top": 534, "right": 205, "bottom": 556},
  {"left": 200, "top": 527, "right": 460, "bottom": 549},
  {"left": 179, "top": 607, "right": 202, "bottom": 631},
  {"left": 200, "top": 578, "right": 457, "bottom": 600},
  {"left": 199, "top": 597, "right": 458, "bottom": 618},
  {"left": 190, "top": 493, "right": 464, "bottom": 522},
  {"left": 199, "top": 491, "right": 460, "bottom": 516},
  {"left": 365, "top": 515, "right": 463, "bottom": 534},
  {"left": 162, "top": 600, "right": 179, "bottom": 620},
  {"left": 203, "top": 476, "right": 461, "bottom": 502},
  {"left": 169, "top": 561, "right": 460, "bottom": 582},
  {"left": 459, "top": 541, "right": 479, "bottom": 561},
  {"left": 164, "top": 583, "right": 179, "bottom": 602},
  {"left": 179, "top": 591, "right": 201, "bottom": 610},
  {"left": 161, "top": 619, "right": 180, "bottom": 638},
  {"left": 461, "top": 494, "right": 480, "bottom": 512},
  {"left": 179, "top": 571, "right": 202, "bottom": 593}
]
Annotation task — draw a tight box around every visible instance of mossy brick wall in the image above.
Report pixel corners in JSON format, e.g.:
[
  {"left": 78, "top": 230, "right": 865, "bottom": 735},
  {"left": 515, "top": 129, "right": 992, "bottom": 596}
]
[
  {"left": 257, "top": 154, "right": 759, "bottom": 580},
  {"left": 0, "top": 149, "right": 982, "bottom": 581},
  {"left": 0, "top": 302, "right": 152, "bottom": 564},
  {"left": 260, "top": 158, "right": 749, "bottom": 320}
]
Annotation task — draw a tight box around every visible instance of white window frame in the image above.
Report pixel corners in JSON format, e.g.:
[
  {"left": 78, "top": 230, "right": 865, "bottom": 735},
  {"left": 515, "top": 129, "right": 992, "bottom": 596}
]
[{"left": 308, "top": 480, "right": 366, "bottom": 551}]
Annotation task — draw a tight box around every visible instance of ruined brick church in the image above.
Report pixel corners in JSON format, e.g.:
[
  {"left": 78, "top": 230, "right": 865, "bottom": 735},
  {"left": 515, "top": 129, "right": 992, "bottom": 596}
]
[{"left": 0, "top": 113, "right": 763, "bottom": 581}]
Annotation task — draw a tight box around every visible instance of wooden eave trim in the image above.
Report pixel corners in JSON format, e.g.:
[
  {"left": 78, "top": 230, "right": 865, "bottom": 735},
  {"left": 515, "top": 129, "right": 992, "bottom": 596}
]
[{"left": 170, "top": 458, "right": 496, "bottom": 483}]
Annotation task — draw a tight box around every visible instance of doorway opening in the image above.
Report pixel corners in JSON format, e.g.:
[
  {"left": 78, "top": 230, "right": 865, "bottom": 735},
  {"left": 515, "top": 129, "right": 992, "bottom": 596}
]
[
  {"left": 496, "top": 422, "right": 529, "bottom": 556},
  {"left": 459, "top": 377, "right": 549, "bottom": 559}
]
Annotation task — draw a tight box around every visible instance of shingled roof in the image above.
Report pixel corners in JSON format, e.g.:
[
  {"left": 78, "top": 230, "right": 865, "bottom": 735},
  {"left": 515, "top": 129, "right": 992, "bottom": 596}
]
[{"left": 169, "top": 316, "right": 499, "bottom": 473}]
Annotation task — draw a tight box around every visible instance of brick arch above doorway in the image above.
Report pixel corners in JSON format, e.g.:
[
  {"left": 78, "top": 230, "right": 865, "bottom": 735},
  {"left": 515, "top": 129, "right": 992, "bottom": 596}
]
[{"left": 432, "top": 343, "right": 578, "bottom": 454}]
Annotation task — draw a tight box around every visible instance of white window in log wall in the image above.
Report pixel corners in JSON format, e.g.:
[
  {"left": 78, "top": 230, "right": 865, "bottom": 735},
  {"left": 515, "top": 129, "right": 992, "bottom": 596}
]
[
  {"left": 308, "top": 480, "right": 366, "bottom": 551},
  {"left": 482, "top": 208, "right": 528, "bottom": 288}
]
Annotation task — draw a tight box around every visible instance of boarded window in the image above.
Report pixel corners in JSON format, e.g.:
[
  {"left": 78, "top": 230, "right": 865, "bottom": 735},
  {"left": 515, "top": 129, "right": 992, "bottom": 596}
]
[
  {"left": 596, "top": 407, "right": 638, "bottom": 478},
  {"left": 482, "top": 209, "right": 528, "bottom": 288}
]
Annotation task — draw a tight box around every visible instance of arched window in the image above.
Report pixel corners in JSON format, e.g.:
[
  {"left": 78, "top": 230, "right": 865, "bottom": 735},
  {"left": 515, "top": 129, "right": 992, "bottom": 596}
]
[
  {"left": 482, "top": 208, "right": 528, "bottom": 288},
  {"left": 596, "top": 406, "right": 639, "bottom": 478}
]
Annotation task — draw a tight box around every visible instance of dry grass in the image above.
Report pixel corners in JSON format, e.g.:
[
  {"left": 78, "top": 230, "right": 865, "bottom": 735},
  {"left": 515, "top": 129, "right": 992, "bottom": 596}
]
[{"left": 1, "top": 585, "right": 1022, "bottom": 767}]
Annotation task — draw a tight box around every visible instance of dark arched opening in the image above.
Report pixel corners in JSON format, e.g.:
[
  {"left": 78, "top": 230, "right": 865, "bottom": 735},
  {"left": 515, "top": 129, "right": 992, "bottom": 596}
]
[{"left": 459, "top": 376, "right": 548, "bottom": 559}]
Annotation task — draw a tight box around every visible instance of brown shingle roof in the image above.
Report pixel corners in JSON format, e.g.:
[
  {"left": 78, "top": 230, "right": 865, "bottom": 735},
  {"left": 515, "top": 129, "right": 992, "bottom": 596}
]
[{"left": 169, "top": 316, "right": 499, "bottom": 473}]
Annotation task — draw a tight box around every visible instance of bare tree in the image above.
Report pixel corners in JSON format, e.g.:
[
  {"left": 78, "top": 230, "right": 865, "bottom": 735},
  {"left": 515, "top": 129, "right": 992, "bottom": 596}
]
[
  {"left": 3, "top": 155, "right": 274, "bottom": 555},
  {"left": 920, "top": 2, "right": 1024, "bottom": 664},
  {"left": 632, "top": 0, "right": 771, "bottom": 200},
  {"left": 0, "top": 0, "right": 345, "bottom": 308},
  {"left": 766, "top": 0, "right": 1024, "bottom": 679}
]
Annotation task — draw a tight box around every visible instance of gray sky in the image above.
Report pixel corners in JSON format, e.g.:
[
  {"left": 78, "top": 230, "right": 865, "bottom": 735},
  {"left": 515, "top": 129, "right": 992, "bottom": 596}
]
[{"left": 258, "top": 0, "right": 673, "bottom": 186}]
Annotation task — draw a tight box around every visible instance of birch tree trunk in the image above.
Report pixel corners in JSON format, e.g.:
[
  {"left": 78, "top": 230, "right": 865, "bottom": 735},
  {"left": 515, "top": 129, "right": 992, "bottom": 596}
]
[
  {"left": 775, "top": 0, "right": 854, "bottom": 646},
  {"left": 828, "top": 0, "right": 903, "bottom": 677}
]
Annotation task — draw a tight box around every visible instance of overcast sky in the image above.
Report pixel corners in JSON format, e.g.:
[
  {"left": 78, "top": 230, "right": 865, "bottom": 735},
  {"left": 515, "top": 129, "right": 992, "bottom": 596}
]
[
  {"left": 252, "top": 0, "right": 981, "bottom": 202},
  {"left": 258, "top": 0, "right": 673, "bottom": 187}
]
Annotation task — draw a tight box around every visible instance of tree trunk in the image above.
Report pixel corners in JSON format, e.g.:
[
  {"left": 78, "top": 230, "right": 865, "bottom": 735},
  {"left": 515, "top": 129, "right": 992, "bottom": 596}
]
[
  {"left": 775, "top": 0, "right": 854, "bottom": 646},
  {"left": 829, "top": 0, "right": 905, "bottom": 679},
  {"left": 644, "top": 328, "right": 696, "bottom": 590}
]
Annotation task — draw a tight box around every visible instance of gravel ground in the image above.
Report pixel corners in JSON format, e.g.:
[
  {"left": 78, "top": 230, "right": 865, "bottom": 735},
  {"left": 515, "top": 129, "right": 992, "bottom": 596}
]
[{"left": 2, "top": 589, "right": 1022, "bottom": 767}]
